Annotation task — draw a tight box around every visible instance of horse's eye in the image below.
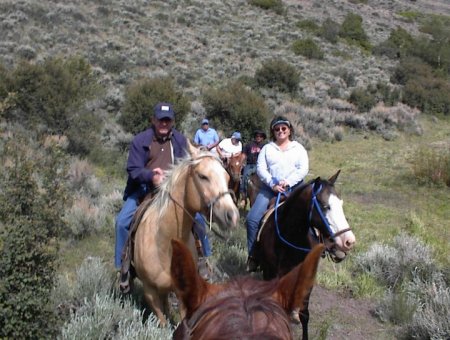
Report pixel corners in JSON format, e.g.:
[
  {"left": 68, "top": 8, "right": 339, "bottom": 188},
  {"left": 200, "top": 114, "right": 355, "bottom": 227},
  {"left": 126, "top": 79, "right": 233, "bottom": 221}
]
[
  {"left": 198, "top": 174, "right": 208, "bottom": 181},
  {"left": 322, "top": 204, "right": 330, "bottom": 210}
]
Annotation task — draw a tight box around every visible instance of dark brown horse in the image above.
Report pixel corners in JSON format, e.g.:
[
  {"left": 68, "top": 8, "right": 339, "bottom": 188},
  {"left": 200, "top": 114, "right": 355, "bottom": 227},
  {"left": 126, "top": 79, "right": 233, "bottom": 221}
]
[
  {"left": 244, "top": 172, "right": 261, "bottom": 208},
  {"left": 170, "top": 239, "right": 324, "bottom": 340},
  {"left": 254, "top": 170, "right": 356, "bottom": 340},
  {"left": 225, "top": 152, "right": 246, "bottom": 203}
]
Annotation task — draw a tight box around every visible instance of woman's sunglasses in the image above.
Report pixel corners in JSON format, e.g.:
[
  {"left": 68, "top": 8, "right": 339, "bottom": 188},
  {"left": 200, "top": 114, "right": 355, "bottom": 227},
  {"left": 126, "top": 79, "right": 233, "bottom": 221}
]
[{"left": 274, "top": 126, "right": 288, "bottom": 132}]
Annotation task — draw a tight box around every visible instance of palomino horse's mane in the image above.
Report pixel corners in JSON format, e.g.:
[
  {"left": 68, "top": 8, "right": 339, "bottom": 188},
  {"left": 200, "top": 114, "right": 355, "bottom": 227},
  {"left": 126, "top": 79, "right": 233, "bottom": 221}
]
[{"left": 149, "top": 150, "right": 223, "bottom": 222}]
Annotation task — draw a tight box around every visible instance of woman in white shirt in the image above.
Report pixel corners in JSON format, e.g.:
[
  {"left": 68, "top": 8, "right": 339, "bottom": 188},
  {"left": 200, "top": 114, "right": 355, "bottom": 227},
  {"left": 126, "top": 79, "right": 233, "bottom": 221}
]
[{"left": 245, "top": 116, "right": 309, "bottom": 271}]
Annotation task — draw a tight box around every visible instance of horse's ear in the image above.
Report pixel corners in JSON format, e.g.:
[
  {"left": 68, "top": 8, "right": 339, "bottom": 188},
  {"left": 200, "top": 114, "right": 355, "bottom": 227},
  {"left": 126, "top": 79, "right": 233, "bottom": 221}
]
[
  {"left": 170, "top": 239, "right": 209, "bottom": 317},
  {"left": 272, "top": 244, "right": 324, "bottom": 313},
  {"left": 328, "top": 170, "right": 341, "bottom": 185},
  {"left": 186, "top": 139, "right": 200, "bottom": 158}
]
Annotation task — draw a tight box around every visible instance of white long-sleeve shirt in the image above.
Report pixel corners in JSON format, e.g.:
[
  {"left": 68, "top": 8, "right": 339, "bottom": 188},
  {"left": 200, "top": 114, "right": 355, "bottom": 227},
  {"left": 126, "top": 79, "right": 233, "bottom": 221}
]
[{"left": 256, "top": 141, "right": 309, "bottom": 188}]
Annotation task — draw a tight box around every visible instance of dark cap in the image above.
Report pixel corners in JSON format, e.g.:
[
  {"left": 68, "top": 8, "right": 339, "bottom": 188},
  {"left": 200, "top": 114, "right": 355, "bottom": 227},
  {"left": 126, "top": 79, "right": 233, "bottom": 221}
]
[
  {"left": 254, "top": 130, "right": 267, "bottom": 139},
  {"left": 154, "top": 102, "right": 175, "bottom": 120}
]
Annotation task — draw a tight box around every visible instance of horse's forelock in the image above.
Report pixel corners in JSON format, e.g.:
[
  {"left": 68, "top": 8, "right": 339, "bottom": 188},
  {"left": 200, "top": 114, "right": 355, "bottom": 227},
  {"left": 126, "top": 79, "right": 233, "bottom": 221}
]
[{"left": 185, "top": 277, "right": 292, "bottom": 339}]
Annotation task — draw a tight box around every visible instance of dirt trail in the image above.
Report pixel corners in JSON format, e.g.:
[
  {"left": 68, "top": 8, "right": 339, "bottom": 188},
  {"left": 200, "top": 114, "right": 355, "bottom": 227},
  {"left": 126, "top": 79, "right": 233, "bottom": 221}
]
[{"left": 297, "top": 285, "right": 398, "bottom": 340}]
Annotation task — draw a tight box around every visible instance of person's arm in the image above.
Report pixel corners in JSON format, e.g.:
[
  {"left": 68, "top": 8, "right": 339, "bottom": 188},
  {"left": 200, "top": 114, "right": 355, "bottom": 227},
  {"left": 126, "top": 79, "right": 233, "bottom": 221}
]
[
  {"left": 126, "top": 136, "right": 153, "bottom": 184},
  {"left": 193, "top": 130, "right": 200, "bottom": 145}
]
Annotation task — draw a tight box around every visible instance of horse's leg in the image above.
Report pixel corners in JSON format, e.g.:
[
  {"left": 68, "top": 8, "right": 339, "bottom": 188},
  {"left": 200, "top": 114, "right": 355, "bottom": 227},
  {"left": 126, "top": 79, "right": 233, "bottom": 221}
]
[
  {"left": 143, "top": 285, "right": 168, "bottom": 326},
  {"left": 299, "top": 288, "right": 312, "bottom": 340}
]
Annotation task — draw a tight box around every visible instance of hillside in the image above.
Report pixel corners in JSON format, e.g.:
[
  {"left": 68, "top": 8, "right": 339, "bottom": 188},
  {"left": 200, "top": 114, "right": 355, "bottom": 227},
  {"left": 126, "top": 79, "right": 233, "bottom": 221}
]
[{"left": 2, "top": 0, "right": 449, "bottom": 121}]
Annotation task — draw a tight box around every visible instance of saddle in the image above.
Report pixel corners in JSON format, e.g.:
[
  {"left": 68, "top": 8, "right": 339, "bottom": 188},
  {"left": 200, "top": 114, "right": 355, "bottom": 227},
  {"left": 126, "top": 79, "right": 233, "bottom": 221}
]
[{"left": 256, "top": 196, "right": 287, "bottom": 242}]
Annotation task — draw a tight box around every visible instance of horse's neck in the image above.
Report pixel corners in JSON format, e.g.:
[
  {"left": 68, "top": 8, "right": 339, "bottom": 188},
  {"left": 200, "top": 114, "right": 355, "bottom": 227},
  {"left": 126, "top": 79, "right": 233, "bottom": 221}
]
[{"left": 162, "top": 186, "right": 196, "bottom": 241}]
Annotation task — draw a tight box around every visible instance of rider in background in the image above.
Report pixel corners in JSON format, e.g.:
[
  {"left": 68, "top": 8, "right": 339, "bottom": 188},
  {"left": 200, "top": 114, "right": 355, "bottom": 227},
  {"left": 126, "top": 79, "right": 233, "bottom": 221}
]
[
  {"left": 193, "top": 118, "right": 220, "bottom": 151},
  {"left": 216, "top": 131, "right": 243, "bottom": 165},
  {"left": 239, "top": 129, "right": 267, "bottom": 208},
  {"left": 245, "top": 116, "right": 309, "bottom": 272}
]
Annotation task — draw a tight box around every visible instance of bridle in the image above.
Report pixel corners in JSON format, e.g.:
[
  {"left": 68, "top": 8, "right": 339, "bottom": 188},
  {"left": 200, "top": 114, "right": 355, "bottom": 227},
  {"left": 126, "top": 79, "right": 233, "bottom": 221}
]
[
  {"left": 273, "top": 181, "right": 352, "bottom": 259},
  {"left": 168, "top": 154, "right": 234, "bottom": 228}
]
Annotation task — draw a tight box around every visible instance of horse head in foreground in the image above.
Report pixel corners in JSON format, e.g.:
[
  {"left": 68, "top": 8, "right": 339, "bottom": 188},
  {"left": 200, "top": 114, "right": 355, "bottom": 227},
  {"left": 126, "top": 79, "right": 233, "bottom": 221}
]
[
  {"left": 171, "top": 239, "right": 324, "bottom": 340},
  {"left": 255, "top": 170, "right": 356, "bottom": 339},
  {"left": 132, "top": 142, "right": 240, "bottom": 325}
]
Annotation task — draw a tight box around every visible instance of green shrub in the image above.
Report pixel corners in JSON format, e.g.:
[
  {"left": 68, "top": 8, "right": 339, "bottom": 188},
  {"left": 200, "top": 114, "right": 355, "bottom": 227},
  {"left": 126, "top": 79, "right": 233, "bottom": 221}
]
[
  {"left": 249, "top": 0, "right": 284, "bottom": 14},
  {"left": 403, "top": 77, "right": 450, "bottom": 116},
  {"left": 292, "top": 38, "right": 324, "bottom": 59},
  {"left": 0, "top": 57, "right": 102, "bottom": 156},
  {"left": 339, "top": 13, "right": 371, "bottom": 51},
  {"left": 254, "top": 59, "right": 300, "bottom": 93},
  {"left": 349, "top": 88, "right": 376, "bottom": 112},
  {"left": 320, "top": 18, "right": 340, "bottom": 44},
  {"left": 119, "top": 77, "right": 190, "bottom": 135},
  {"left": 7, "top": 57, "right": 100, "bottom": 133},
  {"left": 0, "top": 136, "right": 69, "bottom": 338},
  {"left": 203, "top": 81, "right": 270, "bottom": 141},
  {"left": 373, "top": 27, "right": 415, "bottom": 59},
  {"left": 409, "top": 146, "right": 450, "bottom": 187},
  {"left": 296, "top": 19, "right": 320, "bottom": 33}
]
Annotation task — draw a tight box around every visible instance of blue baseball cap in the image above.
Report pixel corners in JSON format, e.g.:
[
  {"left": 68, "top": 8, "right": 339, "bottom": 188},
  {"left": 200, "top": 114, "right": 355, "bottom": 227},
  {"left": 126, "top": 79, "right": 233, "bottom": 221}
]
[
  {"left": 154, "top": 102, "right": 175, "bottom": 120},
  {"left": 231, "top": 131, "right": 242, "bottom": 140},
  {"left": 202, "top": 118, "right": 209, "bottom": 125}
]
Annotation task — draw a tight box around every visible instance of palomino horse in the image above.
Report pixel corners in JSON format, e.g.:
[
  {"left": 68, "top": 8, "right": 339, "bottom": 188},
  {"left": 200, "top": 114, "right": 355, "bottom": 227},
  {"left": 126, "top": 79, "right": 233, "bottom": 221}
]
[
  {"left": 253, "top": 170, "right": 356, "bottom": 340},
  {"left": 170, "top": 239, "right": 324, "bottom": 340},
  {"left": 225, "top": 152, "right": 246, "bottom": 203},
  {"left": 132, "top": 143, "right": 239, "bottom": 325}
]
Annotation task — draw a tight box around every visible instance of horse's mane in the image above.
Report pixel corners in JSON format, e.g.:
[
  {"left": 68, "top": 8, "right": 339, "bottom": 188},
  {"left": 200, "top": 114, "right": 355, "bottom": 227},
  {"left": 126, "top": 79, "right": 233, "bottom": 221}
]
[{"left": 186, "top": 277, "right": 292, "bottom": 339}]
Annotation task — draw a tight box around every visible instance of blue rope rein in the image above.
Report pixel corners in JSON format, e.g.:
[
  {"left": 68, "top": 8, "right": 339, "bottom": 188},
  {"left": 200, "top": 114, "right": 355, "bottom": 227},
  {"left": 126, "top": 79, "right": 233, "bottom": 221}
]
[{"left": 273, "top": 182, "right": 335, "bottom": 253}]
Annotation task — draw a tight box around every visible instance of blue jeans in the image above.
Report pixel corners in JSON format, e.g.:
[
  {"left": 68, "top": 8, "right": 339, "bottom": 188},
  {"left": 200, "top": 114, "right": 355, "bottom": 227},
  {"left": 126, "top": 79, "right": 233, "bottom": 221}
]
[
  {"left": 245, "top": 184, "right": 275, "bottom": 255},
  {"left": 115, "top": 191, "right": 142, "bottom": 269},
  {"left": 193, "top": 213, "right": 212, "bottom": 257},
  {"left": 240, "top": 164, "right": 256, "bottom": 195}
]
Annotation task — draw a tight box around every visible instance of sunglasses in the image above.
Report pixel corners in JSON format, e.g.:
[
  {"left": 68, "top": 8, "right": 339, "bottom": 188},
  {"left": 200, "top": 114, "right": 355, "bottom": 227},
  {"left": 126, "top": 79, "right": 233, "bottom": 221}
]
[{"left": 274, "top": 126, "right": 288, "bottom": 132}]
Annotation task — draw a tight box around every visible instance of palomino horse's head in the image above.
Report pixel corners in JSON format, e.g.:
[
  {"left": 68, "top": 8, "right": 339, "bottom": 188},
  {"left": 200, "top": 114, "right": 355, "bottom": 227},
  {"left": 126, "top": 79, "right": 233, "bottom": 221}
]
[
  {"left": 171, "top": 239, "right": 324, "bottom": 340},
  {"left": 308, "top": 170, "right": 356, "bottom": 262},
  {"left": 184, "top": 142, "right": 239, "bottom": 229}
]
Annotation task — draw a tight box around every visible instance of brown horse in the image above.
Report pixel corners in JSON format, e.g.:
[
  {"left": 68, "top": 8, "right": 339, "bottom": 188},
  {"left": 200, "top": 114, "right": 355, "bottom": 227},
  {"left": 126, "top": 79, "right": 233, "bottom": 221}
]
[
  {"left": 254, "top": 170, "right": 356, "bottom": 340},
  {"left": 244, "top": 172, "right": 261, "bottom": 208},
  {"left": 132, "top": 143, "right": 240, "bottom": 325},
  {"left": 225, "top": 152, "right": 246, "bottom": 203},
  {"left": 171, "top": 239, "right": 324, "bottom": 340}
]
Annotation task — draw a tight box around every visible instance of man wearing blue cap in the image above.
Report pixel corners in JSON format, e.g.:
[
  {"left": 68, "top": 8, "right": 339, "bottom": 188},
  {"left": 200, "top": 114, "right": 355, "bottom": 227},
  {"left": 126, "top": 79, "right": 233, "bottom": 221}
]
[
  {"left": 115, "top": 102, "right": 187, "bottom": 271},
  {"left": 193, "top": 118, "right": 220, "bottom": 151}
]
